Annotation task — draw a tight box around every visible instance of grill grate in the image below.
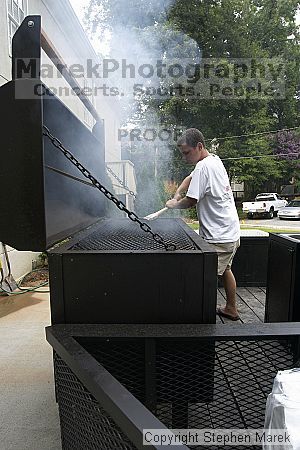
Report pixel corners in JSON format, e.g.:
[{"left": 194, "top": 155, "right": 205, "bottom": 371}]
[
  {"left": 66, "top": 336, "right": 299, "bottom": 450},
  {"left": 69, "top": 219, "right": 197, "bottom": 251}
]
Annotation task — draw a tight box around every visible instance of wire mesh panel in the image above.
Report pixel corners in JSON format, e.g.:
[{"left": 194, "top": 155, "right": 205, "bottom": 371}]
[
  {"left": 54, "top": 353, "right": 137, "bottom": 450},
  {"left": 68, "top": 219, "right": 197, "bottom": 251},
  {"left": 74, "top": 336, "right": 300, "bottom": 450},
  {"left": 75, "top": 338, "right": 146, "bottom": 403}
]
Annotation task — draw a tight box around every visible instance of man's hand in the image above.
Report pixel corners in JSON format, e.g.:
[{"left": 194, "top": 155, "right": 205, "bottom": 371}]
[
  {"left": 166, "top": 199, "right": 179, "bottom": 209},
  {"left": 166, "top": 196, "right": 197, "bottom": 210}
]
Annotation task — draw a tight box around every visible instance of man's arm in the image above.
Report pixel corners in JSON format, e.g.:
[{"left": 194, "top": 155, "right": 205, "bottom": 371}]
[
  {"left": 166, "top": 196, "right": 197, "bottom": 210},
  {"left": 173, "top": 175, "right": 192, "bottom": 200},
  {"left": 166, "top": 174, "right": 196, "bottom": 209}
]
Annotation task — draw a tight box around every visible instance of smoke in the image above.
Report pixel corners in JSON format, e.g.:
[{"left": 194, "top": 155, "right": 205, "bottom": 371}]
[{"left": 86, "top": 0, "right": 202, "bottom": 217}]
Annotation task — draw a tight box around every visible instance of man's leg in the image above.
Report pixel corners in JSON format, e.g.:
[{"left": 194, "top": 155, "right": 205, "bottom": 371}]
[{"left": 220, "top": 268, "right": 238, "bottom": 317}]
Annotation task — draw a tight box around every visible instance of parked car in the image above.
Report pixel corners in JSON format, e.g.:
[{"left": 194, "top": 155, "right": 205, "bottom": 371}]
[
  {"left": 278, "top": 200, "right": 300, "bottom": 220},
  {"left": 242, "top": 193, "right": 288, "bottom": 219}
]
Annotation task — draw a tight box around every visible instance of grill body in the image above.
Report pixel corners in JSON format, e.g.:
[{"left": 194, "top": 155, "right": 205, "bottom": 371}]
[{"left": 49, "top": 218, "right": 217, "bottom": 324}]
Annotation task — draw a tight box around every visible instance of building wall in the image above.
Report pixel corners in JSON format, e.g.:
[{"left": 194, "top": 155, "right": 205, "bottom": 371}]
[
  {"left": 0, "top": 1, "right": 14, "bottom": 86},
  {"left": 100, "top": 101, "right": 122, "bottom": 162},
  {"left": 0, "top": 246, "right": 40, "bottom": 283},
  {"left": 29, "top": 0, "right": 96, "bottom": 127},
  {"left": 231, "top": 179, "right": 245, "bottom": 200},
  {"left": 29, "top": 0, "right": 122, "bottom": 160},
  {"left": 106, "top": 160, "right": 137, "bottom": 209}
]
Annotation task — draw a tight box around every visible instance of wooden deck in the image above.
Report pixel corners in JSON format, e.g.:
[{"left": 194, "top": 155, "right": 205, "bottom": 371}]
[{"left": 217, "top": 286, "right": 266, "bottom": 324}]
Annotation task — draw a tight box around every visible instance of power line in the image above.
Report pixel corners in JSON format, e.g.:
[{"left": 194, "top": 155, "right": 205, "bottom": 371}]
[
  {"left": 221, "top": 152, "right": 300, "bottom": 161},
  {"left": 206, "top": 126, "right": 300, "bottom": 142},
  {"left": 124, "top": 152, "right": 300, "bottom": 161},
  {"left": 125, "top": 126, "right": 300, "bottom": 156},
  {"left": 125, "top": 125, "right": 300, "bottom": 162}
]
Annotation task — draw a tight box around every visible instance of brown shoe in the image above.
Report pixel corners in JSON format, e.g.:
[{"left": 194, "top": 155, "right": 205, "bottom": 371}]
[{"left": 216, "top": 307, "right": 240, "bottom": 321}]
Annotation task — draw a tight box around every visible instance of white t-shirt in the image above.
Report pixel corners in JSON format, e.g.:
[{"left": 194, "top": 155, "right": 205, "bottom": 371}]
[{"left": 187, "top": 154, "right": 240, "bottom": 243}]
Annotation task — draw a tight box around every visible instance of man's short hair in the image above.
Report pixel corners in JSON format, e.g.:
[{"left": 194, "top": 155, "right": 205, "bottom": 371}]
[{"left": 177, "top": 128, "right": 205, "bottom": 148}]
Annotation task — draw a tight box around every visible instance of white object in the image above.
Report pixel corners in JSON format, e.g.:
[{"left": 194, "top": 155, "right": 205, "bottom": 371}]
[
  {"left": 264, "top": 369, "right": 300, "bottom": 450},
  {"left": 144, "top": 207, "right": 168, "bottom": 221},
  {"left": 243, "top": 193, "right": 287, "bottom": 218},
  {"left": 278, "top": 200, "right": 300, "bottom": 220},
  {"left": 240, "top": 229, "right": 269, "bottom": 237},
  {"left": 187, "top": 154, "right": 240, "bottom": 243}
]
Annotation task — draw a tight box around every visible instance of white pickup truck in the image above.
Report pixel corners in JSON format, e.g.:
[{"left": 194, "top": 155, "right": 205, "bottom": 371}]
[{"left": 243, "top": 193, "right": 288, "bottom": 219}]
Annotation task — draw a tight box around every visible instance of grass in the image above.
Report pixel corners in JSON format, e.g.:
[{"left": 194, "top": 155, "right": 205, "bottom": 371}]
[
  {"left": 237, "top": 207, "right": 247, "bottom": 220},
  {"left": 240, "top": 226, "right": 299, "bottom": 234},
  {"left": 187, "top": 222, "right": 299, "bottom": 234},
  {"left": 188, "top": 223, "right": 199, "bottom": 230}
]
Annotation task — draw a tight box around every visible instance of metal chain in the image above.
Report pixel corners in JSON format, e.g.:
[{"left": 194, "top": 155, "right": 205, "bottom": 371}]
[
  {"left": 42, "top": 126, "right": 176, "bottom": 251},
  {"left": 106, "top": 165, "right": 136, "bottom": 198}
]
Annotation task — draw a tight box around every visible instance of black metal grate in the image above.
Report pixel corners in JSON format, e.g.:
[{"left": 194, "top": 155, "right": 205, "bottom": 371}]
[
  {"left": 54, "top": 353, "right": 137, "bottom": 450},
  {"left": 72, "top": 336, "right": 300, "bottom": 450},
  {"left": 76, "top": 338, "right": 146, "bottom": 403},
  {"left": 69, "top": 219, "right": 197, "bottom": 251},
  {"left": 155, "top": 340, "right": 297, "bottom": 432}
]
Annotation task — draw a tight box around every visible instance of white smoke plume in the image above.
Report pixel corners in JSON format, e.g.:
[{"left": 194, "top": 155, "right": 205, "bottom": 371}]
[{"left": 82, "top": 0, "right": 202, "bottom": 217}]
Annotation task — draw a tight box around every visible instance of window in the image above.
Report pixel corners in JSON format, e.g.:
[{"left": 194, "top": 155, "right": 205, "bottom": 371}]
[
  {"left": 7, "top": 0, "right": 27, "bottom": 54},
  {"left": 288, "top": 201, "right": 300, "bottom": 207},
  {"left": 255, "top": 196, "right": 275, "bottom": 202}
]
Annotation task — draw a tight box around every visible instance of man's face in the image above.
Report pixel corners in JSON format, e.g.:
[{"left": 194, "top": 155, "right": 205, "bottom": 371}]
[{"left": 179, "top": 143, "right": 203, "bottom": 164}]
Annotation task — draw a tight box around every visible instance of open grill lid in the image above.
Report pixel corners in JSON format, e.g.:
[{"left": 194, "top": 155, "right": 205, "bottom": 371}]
[{"left": 0, "top": 16, "right": 107, "bottom": 251}]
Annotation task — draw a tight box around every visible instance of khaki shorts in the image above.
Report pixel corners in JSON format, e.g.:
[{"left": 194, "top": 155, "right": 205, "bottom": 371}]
[{"left": 209, "top": 239, "right": 240, "bottom": 276}]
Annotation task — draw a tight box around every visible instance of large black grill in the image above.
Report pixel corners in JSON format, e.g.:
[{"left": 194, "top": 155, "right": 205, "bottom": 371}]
[
  {"left": 69, "top": 219, "right": 197, "bottom": 251},
  {"left": 49, "top": 218, "right": 217, "bottom": 325}
]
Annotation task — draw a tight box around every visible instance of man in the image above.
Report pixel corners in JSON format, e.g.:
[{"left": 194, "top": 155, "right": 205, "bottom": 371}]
[{"left": 166, "top": 128, "right": 240, "bottom": 321}]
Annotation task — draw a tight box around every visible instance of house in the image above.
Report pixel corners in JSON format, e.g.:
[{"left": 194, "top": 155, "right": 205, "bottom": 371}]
[
  {"left": 231, "top": 179, "right": 244, "bottom": 200},
  {"left": 0, "top": 0, "right": 136, "bottom": 282}
]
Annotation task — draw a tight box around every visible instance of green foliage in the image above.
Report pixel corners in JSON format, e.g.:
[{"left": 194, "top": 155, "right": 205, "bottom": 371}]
[
  {"left": 38, "top": 252, "right": 48, "bottom": 266},
  {"left": 164, "top": 0, "right": 300, "bottom": 194}
]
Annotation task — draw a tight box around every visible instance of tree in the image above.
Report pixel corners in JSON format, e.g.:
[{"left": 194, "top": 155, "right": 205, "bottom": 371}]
[
  {"left": 164, "top": 0, "right": 300, "bottom": 195},
  {"left": 272, "top": 129, "right": 300, "bottom": 191}
]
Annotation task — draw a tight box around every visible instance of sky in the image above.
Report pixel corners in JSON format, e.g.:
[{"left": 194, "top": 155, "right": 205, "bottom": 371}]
[
  {"left": 69, "top": 0, "right": 89, "bottom": 22},
  {"left": 69, "top": 0, "right": 110, "bottom": 54}
]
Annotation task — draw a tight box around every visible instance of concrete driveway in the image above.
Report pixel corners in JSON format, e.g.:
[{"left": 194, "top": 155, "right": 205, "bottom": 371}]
[{"left": 0, "top": 289, "right": 61, "bottom": 450}]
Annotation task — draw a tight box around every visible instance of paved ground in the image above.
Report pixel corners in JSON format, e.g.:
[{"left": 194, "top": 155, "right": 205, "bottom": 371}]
[
  {"left": 241, "top": 217, "right": 300, "bottom": 229},
  {"left": 0, "top": 289, "right": 61, "bottom": 450}
]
